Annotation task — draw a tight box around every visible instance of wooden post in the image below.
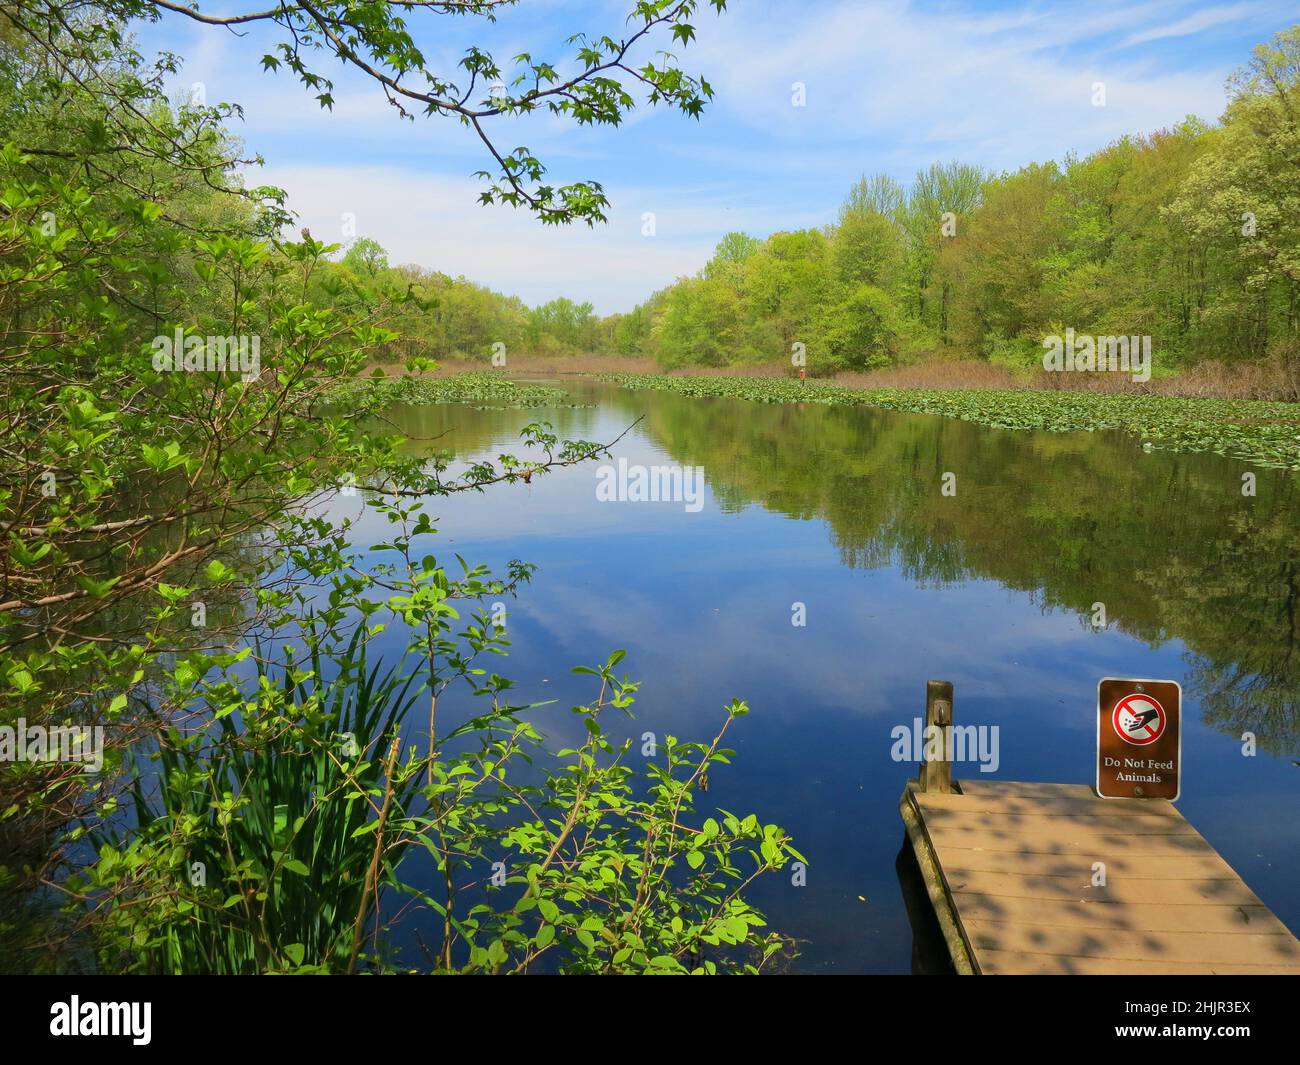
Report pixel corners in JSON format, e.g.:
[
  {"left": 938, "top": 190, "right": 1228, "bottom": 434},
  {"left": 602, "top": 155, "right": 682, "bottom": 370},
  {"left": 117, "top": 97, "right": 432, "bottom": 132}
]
[{"left": 919, "top": 679, "right": 954, "bottom": 794}]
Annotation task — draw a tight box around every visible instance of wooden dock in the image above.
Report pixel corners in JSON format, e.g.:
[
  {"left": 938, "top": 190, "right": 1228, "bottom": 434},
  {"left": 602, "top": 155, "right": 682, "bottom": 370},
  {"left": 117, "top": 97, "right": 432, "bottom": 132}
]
[{"left": 899, "top": 681, "right": 1300, "bottom": 975}]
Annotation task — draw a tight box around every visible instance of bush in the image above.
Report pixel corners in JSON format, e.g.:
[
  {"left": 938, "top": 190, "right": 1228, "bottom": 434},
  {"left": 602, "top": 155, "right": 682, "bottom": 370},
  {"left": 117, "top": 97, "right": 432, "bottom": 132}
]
[
  {"left": 983, "top": 331, "right": 1044, "bottom": 374},
  {"left": 77, "top": 490, "right": 802, "bottom": 975},
  {"left": 813, "top": 283, "right": 901, "bottom": 373}
]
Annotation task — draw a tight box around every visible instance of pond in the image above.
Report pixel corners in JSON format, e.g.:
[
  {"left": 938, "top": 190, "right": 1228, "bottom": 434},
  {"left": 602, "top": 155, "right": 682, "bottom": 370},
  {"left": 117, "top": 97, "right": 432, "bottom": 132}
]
[{"left": 321, "top": 377, "right": 1300, "bottom": 973}]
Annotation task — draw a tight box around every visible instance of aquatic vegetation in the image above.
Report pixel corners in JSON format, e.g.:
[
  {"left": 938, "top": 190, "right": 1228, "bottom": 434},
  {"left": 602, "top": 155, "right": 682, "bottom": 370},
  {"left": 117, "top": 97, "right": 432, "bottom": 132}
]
[
  {"left": 329, "top": 372, "right": 572, "bottom": 411},
  {"left": 598, "top": 374, "right": 1300, "bottom": 470}
]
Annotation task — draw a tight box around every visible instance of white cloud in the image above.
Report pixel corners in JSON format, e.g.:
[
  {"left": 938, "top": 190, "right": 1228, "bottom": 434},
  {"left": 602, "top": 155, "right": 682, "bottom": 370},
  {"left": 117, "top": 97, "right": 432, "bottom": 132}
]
[{"left": 683, "top": 0, "right": 1243, "bottom": 168}]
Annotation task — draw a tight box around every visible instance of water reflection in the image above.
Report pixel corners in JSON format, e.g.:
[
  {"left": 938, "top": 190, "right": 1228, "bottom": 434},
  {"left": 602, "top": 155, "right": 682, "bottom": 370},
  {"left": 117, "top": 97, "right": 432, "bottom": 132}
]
[{"left": 341, "top": 379, "right": 1298, "bottom": 972}]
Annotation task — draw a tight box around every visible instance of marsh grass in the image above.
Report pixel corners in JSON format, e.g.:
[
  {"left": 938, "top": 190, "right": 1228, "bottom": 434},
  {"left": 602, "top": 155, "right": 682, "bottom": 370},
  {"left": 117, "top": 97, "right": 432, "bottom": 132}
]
[{"left": 89, "top": 628, "right": 425, "bottom": 974}]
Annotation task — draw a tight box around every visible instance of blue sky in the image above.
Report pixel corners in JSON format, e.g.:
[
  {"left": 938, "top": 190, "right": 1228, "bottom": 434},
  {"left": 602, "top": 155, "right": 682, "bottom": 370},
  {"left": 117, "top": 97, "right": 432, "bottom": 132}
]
[{"left": 139, "top": 1, "right": 1298, "bottom": 313}]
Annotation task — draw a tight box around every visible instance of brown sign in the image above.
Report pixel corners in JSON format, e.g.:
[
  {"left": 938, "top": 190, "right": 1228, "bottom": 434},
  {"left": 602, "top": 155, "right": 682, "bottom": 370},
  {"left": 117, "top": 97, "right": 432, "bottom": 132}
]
[{"left": 1096, "top": 678, "right": 1181, "bottom": 800}]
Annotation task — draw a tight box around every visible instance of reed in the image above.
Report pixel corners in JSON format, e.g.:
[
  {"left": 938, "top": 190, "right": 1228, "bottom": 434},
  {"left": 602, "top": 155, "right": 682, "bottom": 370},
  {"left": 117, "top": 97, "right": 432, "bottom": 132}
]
[{"left": 94, "top": 628, "right": 424, "bottom": 974}]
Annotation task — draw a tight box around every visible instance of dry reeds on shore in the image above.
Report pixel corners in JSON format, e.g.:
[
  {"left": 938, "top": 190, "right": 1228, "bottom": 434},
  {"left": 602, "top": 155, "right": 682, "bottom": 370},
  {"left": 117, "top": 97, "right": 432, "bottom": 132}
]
[{"left": 366, "top": 352, "right": 1299, "bottom": 402}]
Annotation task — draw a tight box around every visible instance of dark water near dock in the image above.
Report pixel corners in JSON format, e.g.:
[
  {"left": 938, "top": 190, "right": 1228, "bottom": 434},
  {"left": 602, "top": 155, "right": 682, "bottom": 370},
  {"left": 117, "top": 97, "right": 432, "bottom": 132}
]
[{"left": 321, "top": 379, "right": 1300, "bottom": 973}]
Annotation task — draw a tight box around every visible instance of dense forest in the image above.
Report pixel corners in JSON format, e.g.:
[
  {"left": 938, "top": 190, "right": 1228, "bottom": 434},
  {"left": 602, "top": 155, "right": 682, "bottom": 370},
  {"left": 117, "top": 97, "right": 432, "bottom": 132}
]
[
  {"left": 331, "top": 238, "right": 614, "bottom": 362},
  {"left": 34, "top": 20, "right": 1287, "bottom": 381},
  {"left": 618, "top": 30, "right": 1300, "bottom": 378}
]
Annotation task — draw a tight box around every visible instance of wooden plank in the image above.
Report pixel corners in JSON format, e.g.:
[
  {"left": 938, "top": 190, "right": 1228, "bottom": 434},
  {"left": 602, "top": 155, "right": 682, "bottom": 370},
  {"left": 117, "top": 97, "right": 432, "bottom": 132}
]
[
  {"left": 939, "top": 848, "right": 1244, "bottom": 881},
  {"left": 952, "top": 893, "right": 1286, "bottom": 935},
  {"left": 963, "top": 919, "right": 1300, "bottom": 967},
  {"left": 941, "top": 866, "right": 1264, "bottom": 906},
  {"left": 918, "top": 804, "right": 1197, "bottom": 835},
  {"left": 978, "top": 950, "right": 1300, "bottom": 976},
  {"left": 958, "top": 780, "right": 1101, "bottom": 802},
  {"left": 924, "top": 822, "right": 1216, "bottom": 858},
  {"left": 914, "top": 788, "right": 1182, "bottom": 819}
]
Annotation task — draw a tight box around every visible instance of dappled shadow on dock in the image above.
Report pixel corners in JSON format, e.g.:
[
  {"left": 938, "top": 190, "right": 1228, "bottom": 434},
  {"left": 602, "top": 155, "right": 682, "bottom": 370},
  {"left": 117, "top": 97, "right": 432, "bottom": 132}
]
[{"left": 912, "top": 782, "right": 1300, "bottom": 973}]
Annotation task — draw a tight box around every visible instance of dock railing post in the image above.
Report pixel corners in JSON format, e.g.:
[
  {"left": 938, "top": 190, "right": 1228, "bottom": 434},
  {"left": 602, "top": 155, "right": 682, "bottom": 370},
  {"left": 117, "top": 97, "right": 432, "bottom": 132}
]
[{"left": 918, "top": 679, "right": 954, "bottom": 794}]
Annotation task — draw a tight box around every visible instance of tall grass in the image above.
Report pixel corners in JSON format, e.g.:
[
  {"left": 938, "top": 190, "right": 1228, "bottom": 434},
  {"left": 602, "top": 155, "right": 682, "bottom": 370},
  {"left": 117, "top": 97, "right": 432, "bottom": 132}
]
[{"left": 100, "top": 628, "right": 425, "bottom": 974}]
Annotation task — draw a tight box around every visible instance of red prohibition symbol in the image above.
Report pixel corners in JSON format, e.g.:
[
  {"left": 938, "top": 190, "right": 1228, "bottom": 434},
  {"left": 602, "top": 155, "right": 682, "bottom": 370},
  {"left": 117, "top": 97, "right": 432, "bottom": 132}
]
[{"left": 1112, "top": 692, "right": 1166, "bottom": 746}]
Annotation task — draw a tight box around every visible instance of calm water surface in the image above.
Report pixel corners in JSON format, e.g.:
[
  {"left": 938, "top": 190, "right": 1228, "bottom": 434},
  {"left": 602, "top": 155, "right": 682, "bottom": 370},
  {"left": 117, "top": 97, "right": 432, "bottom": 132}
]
[{"left": 321, "top": 379, "right": 1300, "bottom": 973}]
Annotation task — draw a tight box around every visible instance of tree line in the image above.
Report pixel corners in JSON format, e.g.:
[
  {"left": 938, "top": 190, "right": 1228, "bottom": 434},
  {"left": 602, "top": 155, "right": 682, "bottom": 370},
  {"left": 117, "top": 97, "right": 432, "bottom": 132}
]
[
  {"left": 334, "top": 238, "right": 613, "bottom": 362},
  {"left": 615, "top": 28, "right": 1300, "bottom": 382}
]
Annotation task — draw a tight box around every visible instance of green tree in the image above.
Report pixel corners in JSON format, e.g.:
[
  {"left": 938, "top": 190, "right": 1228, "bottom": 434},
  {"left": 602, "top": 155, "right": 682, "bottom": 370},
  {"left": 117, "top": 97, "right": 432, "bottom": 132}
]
[
  {"left": 832, "top": 208, "right": 903, "bottom": 290},
  {"left": 341, "top": 237, "right": 390, "bottom": 279},
  {"left": 658, "top": 277, "right": 744, "bottom": 367},
  {"left": 703, "top": 231, "right": 761, "bottom": 286},
  {"left": 900, "top": 161, "right": 986, "bottom": 338},
  {"left": 945, "top": 162, "right": 1060, "bottom": 356},
  {"left": 842, "top": 172, "right": 905, "bottom": 219},
  {"left": 814, "top": 283, "right": 900, "bottom": 372},
  {"left": 1168, "top": 27, "right": 1300, "bottom": 376}
]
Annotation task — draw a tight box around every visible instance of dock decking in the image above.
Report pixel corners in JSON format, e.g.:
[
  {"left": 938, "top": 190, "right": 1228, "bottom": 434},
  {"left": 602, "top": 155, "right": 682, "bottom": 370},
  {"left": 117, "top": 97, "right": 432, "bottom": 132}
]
[{"left": 899, "top": 683, "right": 1300, "bottom": 975}]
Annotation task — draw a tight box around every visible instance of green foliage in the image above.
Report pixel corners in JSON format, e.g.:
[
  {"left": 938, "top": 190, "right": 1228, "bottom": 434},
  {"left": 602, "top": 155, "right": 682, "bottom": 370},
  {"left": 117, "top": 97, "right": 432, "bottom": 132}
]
[
  {"left": 526, "top": 297, "right": 600, "bottom": 354},
  {"left": 77, "top": 628, "right": 426, "bottom": 974},
  {"left": 1163, "top": 28, "right": 1300, "bottom": 372},
  {"left": 832, "top": 210, "right": 903, "bottom": 290},
  {"left": 982, "top": 332, "right": 1047, "bottom": 373},
  {"left": 0, "top": 0, "right": 796, "bottom": 976},
  {"left": 703, "top": 231, "right": 761, "bottom": 284},
  {"left": 50, "top": 0, "right": 729, "bottom": 226},
  {"left": 657, "top": 277, "right": 745, "bottom": 367},
  {"left": 341, "top": 237, "right": 389, "bottom": 279},
  {"left": 815, "top": 284, "right": 899, "bottom": 372},
  {"left": 78, "top": 488, "right": 800, "bottom": 975},
  {"left": 842, "top": 173, "right": 906, "bottom": 219},
  {"left": 315, "top": 245, "right": 619, "bottom": 363}
]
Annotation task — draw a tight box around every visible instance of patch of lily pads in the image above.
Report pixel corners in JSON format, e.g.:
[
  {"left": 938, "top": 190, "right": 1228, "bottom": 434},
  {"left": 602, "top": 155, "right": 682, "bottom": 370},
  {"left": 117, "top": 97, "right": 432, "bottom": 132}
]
[
  {"left": 597, "top": 374, "right": 1300, "bottom": 471},
  {"left": 331, "top": 372, "right": 572, "bottom": 411}
]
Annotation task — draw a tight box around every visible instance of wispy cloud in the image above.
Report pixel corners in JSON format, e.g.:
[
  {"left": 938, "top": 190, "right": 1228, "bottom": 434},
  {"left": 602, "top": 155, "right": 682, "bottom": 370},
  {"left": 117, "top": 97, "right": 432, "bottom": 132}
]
[{"left": 1122, "top": 3, "right": 1272, "bottom": 47}]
